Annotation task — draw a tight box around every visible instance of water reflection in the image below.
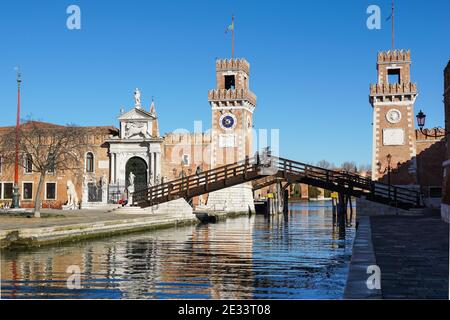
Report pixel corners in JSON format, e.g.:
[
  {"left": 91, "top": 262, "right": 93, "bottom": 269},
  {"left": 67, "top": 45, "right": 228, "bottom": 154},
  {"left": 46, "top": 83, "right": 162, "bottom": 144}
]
[{"left": 1, "top": 201, "right": 354, "bottom": 299}]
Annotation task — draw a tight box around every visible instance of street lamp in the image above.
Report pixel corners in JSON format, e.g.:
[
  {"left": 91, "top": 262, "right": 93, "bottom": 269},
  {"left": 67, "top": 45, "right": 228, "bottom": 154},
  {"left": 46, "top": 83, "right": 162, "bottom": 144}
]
[
  {"left": 12, "top": 67, "right": 22, "bottom": 209},
  {"left": 376, "top": 153, "right": 401, "bottom": 200},
  {"left": 416, "top": 110, "right": 447, "bottom": 138}
]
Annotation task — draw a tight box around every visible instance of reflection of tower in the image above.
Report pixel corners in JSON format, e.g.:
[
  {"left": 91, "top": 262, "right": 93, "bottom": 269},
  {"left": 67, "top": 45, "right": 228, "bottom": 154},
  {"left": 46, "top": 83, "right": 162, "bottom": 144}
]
[
  {"left": 206, "top": 59, "right": 256, "bottom": 213},
  {"left": 369, "top": 50, "right": 418, "bottom": 185}
]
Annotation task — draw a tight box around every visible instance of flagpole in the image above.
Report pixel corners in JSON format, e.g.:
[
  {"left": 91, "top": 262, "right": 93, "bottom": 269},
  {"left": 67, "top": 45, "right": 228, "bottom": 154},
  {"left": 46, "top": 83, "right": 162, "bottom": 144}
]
[
  {"left": 231, "top": 15, "right": 235, "bottom": 59},
  {"left": 392, "top": 0, "right": 395, "bottom": 49},
  {"left": 13, "top": 68, "right": 21, "bottom": 208}
]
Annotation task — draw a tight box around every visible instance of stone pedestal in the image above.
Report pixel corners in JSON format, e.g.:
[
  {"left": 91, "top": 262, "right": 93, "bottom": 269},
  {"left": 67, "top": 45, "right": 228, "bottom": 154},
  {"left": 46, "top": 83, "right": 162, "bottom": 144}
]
[
  {"left": 62, "top": 203, "right": 78, "bottom": 211},
  {"left": 206, "top": 183, "right": 255, "bottom": 214}
]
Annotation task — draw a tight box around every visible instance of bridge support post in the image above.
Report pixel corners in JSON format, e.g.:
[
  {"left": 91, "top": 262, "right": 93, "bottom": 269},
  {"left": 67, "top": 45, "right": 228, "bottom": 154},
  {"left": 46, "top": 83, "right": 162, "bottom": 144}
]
[
  {"left": 283, "top": 189, "right": 289, "bottom": 215},
  {"left": 337, "top": 193, "right": 347, "bottom": 234}
]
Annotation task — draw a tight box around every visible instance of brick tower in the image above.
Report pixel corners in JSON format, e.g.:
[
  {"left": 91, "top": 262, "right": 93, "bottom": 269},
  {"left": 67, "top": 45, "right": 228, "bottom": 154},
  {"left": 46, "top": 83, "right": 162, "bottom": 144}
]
[
  {"left": 369, "top": 50, "right": 418, "bottom": 185},
  {"left": 206, "top": 58, "right": 257, "bottom": 213},
  {"left": 208, "top": 59, "right": 256, "bottom": 167}
]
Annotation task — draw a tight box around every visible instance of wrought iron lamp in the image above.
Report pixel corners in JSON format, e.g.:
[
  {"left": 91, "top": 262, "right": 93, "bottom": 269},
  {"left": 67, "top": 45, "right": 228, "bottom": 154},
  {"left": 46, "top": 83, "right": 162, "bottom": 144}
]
[
  {"left": 376, "top": 154, "right": 401, "bottom": 199},
  {"left": 416, "top": 110, "right": 447, "bottom": 138}
]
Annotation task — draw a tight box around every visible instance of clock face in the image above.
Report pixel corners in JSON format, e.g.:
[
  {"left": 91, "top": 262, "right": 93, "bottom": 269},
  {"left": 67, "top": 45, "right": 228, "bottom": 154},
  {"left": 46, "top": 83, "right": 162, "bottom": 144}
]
[
  {"left": 386, "top": 109, "right": 402, "bottom": 124},
  {"left": 219, "top": 113, "right": 236, "bottom": 130}
]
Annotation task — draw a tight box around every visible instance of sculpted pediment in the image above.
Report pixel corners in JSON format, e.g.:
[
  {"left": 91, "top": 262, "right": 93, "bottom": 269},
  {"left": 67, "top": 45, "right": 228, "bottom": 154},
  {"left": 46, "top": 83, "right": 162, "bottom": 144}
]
[{"left": 118, "top": 108, "right": 155, "bottom": 121}]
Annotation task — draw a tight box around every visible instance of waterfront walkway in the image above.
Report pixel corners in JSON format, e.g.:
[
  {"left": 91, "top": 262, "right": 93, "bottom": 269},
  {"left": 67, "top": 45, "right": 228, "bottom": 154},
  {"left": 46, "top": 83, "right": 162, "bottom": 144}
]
[
  {"left": 371, "top": 215, "right": 449, "bottom": 299},
  {"left": 0, "top": 209, "right": 199, "bottom": 249}
]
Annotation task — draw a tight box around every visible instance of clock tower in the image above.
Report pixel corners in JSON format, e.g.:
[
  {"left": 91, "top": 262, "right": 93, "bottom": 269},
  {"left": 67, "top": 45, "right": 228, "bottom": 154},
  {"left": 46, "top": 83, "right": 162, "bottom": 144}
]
[
  {"left": 206, "top": 58, "right": 257, "bottom": 213},
  {"left": 208, "top": 59, "right": 256, "bottom": 167},
  {"left": 369, "top": 50, "right": 418, "bottom": 185}
]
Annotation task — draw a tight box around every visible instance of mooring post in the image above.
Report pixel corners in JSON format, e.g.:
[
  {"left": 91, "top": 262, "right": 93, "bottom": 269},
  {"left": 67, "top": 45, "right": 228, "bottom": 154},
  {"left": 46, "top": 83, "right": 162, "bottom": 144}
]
[
  {"left": 338, "top": 193, "right": 346, "bottom": 232},
  {"left": 283, "top": 189, "right": 289, "bottom": 215},
  {"left": 348, "top": 194, "right": 353, "bottom": 226}
]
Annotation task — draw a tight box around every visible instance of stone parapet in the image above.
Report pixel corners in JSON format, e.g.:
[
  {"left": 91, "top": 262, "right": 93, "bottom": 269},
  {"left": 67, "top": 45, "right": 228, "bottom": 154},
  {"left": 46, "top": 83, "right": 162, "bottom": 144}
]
[
  {"left": 216, "top": 58, "right": 250, "bottom": 74},
  {"left": 208, "top": 88, "right": 257, "bottom": 106},
  {"left": 370, "top": 82, "right": 417, "bottom": 96},
  {"left": 377, "top": 49, "right": 411, "bottom": 64}
]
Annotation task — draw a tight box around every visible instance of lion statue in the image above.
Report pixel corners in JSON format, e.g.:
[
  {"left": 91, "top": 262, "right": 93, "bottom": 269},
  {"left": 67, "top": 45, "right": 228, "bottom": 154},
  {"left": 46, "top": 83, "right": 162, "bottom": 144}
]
[{"left": 66, "top": 180, "right": 79, "bottom": 209}]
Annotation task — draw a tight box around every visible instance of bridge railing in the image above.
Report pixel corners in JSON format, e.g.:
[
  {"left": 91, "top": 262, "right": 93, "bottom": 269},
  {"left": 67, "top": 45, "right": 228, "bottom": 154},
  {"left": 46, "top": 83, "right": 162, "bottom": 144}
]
[
  {"left": 272, "top": 156, "right": 421, "bottom": 206},
  {"left": 133, "top": 156, "right": 261, "bottom": 206},
  {"left": 133, "top": 153, "right": 421, "bottom": 208}
]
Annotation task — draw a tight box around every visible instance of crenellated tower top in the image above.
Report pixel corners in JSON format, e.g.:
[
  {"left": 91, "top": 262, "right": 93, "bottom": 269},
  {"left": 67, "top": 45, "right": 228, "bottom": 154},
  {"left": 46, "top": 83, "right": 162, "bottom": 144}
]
[
  {"left": 209, "top": 58, "right": 256, "bottom": 107},
  {"left": 370, "top": 49, "right": 417, "bottom": 104},
  {"left": 215, "top": 58, "right": 250, "bottom": 74},
  {"left": 377, "top": 49, "right": 411, "bottom": 64}
]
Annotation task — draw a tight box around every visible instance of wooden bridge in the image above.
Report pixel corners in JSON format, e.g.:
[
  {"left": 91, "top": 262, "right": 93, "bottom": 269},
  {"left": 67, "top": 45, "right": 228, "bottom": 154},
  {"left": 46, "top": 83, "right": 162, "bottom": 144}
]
[{"left": 132, "top": 153, "right": 422, "bottom": 210}]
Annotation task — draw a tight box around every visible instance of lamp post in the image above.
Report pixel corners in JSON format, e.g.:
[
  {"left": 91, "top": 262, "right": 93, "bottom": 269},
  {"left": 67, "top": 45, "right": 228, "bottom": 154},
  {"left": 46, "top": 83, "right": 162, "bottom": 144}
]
[
  {"left": 376, "top": 154, "right": 400, "bottom": 200},
  {"left": 12, "top": 68, "right": 21, "bottom": 209},
  {"left": 416, "top": 110, "right": 448, "bottom": 138}
]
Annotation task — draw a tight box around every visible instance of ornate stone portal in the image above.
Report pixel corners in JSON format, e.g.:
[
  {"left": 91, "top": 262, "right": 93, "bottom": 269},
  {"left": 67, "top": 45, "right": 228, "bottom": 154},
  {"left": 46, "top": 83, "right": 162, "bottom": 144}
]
[{"left": 107, "top": 89, "right": 163, "bottom": 204}]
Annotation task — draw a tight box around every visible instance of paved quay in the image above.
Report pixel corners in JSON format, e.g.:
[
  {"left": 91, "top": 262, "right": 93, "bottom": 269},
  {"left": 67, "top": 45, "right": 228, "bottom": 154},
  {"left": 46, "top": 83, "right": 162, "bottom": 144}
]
[
  {"left": 371, "top": 215, "right": 449, "bottom": 299},
  {"left": 0, "top": 208, "right": 200, "bottom": 249}
]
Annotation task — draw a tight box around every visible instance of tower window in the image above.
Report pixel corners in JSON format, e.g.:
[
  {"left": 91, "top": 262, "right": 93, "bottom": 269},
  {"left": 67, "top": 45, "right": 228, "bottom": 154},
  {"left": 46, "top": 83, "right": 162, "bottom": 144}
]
[
  {"left": 224, "top": 75, "right": 236, "bottom": 90},
  {"left": 387, "top": 68, "right": 401, "bottom": 84}
]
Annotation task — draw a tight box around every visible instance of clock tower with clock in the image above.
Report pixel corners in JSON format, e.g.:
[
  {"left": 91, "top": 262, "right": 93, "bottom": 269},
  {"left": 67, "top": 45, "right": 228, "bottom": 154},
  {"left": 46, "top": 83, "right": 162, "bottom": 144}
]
[
  {"left": 208, "top": 58, "right": 256, "bottom": 167},
  {"left": 369, "top": 50, "right": 419, "bottom": 185},
  {"left": 206, "top": 58, "right": 257, "bottom": 213}
]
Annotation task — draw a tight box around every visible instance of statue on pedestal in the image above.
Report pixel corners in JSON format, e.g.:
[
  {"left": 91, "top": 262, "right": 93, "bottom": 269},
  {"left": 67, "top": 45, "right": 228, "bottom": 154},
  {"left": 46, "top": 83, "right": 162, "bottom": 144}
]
[
  {"left": 134, "top": 88, "right": 141, "bottom": 108},
  {"left": 64, "top": 180, "right": 79, "bottom": 210},
  {"left": 127, "top": 172, "right": 135, "bottom": 193}
]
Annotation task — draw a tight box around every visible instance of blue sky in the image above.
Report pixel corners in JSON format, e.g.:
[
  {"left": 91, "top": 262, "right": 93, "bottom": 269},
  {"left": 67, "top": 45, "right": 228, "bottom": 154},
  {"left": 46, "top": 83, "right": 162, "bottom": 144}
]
[{"left": 0, "top": 0, "right": 449, "bottom": 167}]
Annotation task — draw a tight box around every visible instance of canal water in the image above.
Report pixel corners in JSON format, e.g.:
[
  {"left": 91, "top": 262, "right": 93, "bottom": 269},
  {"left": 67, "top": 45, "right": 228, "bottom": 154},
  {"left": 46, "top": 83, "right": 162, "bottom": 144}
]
[{"left": 1, "top": 201, "right": 355, "bottom": 299}]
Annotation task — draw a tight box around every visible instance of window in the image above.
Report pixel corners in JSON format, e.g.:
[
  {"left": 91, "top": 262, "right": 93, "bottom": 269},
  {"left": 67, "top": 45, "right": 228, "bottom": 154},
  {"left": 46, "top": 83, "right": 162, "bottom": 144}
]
[
  {"left": 86, "top": 152, "right": 94, "bottom": 172},
  {"left": 46, "top": 183, "right": 56, "bottom": 200},
  {"left": 387, "top": 68, "right": 401, "bottom": 84},
  {"left": 3, "top": 183, "right": 13, "bottom": 199},
  {"left": 48, "top": 152, "right": 56, "bottom": 173},
  {"left": 25, "top": 154, "right": 33, "bottom": 173},
  {"left": 23, "top": 183, "right": 33, "bottom": 200},
  {"left": 182, "top": 154, "right": 190, "bottom": 166},
  {"left": 224, "top": 75, "right": 235, "bottom": 90},
  {"left": 429, "top": 187, "right": 442, "bottom": 198}
]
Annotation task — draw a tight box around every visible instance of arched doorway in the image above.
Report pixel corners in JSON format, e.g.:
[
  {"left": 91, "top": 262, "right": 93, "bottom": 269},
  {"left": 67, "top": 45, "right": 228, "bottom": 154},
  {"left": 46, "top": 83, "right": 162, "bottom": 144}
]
[{"left": 125, "top": 157, "right": 148, "bottom": 192}]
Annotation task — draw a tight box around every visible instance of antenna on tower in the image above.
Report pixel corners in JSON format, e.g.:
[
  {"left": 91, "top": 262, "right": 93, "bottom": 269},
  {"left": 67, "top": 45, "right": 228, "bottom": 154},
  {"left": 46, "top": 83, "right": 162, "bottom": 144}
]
[
  {"left": 391, "top": 0, "right": 395, "bottom": 49},
  {"left": 15, "top": 66, "right": 22, "bottom": 86}
]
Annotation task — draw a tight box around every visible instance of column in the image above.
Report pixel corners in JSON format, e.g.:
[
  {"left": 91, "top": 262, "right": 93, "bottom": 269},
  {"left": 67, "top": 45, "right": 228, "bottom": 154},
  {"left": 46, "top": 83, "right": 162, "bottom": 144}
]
[
  {"left": 156, "top": 152, "right": 161, "bottom": 181},
  {"left": 148, "top": 153, "right": 152, "bottom": 185}
]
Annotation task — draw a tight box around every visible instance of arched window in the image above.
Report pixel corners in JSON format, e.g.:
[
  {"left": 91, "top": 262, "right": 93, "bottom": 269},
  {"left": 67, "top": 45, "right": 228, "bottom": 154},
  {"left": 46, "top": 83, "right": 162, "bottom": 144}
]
[
  {"left": 86, "top": 152, "right": 94, "bottom": 173},
  {"left": 25, "top": 154, "right": 33, "bottom": 173}
]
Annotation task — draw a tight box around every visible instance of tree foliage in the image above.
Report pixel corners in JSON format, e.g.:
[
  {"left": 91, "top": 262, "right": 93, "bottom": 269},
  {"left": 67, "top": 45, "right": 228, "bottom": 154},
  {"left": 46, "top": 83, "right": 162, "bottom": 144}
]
[{"left": 0, "top": 121, "right": 90, "bottom": 217}]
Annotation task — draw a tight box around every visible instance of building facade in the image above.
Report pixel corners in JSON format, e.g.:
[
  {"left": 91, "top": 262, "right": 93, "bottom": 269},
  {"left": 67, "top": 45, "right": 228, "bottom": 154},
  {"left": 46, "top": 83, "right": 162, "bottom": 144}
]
[{"left": 0, "top": 58, "right": 257, "bottom": 212}]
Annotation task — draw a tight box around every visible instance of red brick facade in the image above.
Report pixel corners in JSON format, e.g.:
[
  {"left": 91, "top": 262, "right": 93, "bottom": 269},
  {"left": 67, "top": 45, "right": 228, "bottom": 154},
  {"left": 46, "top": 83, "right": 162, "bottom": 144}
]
[{"left": 370, "top": 50, "right": 445, "bottom": 205}]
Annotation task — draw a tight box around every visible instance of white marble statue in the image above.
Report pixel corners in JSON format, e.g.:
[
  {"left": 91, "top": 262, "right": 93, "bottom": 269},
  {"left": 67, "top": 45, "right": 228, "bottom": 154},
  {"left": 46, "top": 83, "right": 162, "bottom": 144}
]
[
  {"left": 134, "top": 88, "right": 141, "bottom": 107},
  {"left": 66, "top": 180, "right": 79, "bottom": 209},
  {"left": 128, "top": 172, "right": 135, "bottom": 191},
  {"left": 155, "top": 174, "right": 161, "bottom": 185}
]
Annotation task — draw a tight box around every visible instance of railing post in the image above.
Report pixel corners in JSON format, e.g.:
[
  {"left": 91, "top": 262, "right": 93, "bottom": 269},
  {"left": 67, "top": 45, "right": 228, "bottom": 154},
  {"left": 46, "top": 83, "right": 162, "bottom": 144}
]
[
  {"left": 149, "top": 188, "right": 153, "bottom": 207},
  {"left": 186, "top": 176, "right": 190, "bottom": 197},
  {"left": 224, "top": 166, "right": 228, "bottom": 186},
  {"left": 205, "top": 172, "right": 209, "bottom": 191}
]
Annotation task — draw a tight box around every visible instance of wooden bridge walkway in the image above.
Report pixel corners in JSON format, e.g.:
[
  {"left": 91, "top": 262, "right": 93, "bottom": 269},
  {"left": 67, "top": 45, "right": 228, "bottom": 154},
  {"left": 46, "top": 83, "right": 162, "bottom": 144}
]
[{"left": 132, "top": 154, "right": 421, "bottom": 210}]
